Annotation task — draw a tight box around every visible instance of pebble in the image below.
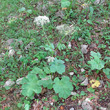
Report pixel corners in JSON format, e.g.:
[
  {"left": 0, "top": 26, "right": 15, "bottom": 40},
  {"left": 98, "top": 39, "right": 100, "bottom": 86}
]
[
  {"left": 82, "top": 100, "right": 93, "bottom": 110},
  {"left": 81, "top": 68, "right": 85, "bottom": 72},
  {"left": 81, "top": 77, "right": 88, "bottom": 86},
  {"left": 98, "top": 80, "right": 104, "bottom": 88},
  {"left": 3, "top": 79, "right": 15, "bottom": 87},
  {"left": 71, "top": 92, "right": 77, "bottom": 96},
  {"left": 68, "top": 42, "right": 72, "bottom": 49},
  {"left": 107, "top": 103, "right": 110, "bottom": 110},
  {"left": 81, "top": 45, "right": 88, "bottom": 54},
  {"left": 16, "top": 77, "right": 24, "bottom": 85},
  {"left": 69, "top": 72, "right": 74, "bottom": 76},
  {"left": 69, "top": 107, "right": 74, "bottom": 110},
  {"left": 79, "top": 75, "right": 86, "bottom": 82},
  {"left": 8, "top": 49, "right": 15, "bottom": 57}
]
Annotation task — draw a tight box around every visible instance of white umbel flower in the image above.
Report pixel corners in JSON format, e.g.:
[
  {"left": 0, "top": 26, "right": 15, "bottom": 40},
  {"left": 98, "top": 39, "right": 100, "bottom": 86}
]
[
  {"left": 34, "top": 16, "right": 50, "bottom": 26},
  {"left": 46, "top": 56, "right": 55, "bottom": 63}
]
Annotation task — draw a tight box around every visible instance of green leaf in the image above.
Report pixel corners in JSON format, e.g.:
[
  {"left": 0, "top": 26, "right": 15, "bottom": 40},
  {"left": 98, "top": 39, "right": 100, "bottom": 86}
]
[
  {"left": 21, "top": 74, "right": 42, "bottom": 97},
  {"left": 50, "top": 58, "right": 65, "bottom": 74},
  {"left": 88, "top": 51, "right": 105, "bottom": 70},
  {"left": 43, "top": 67, "right": 51, "bottom": 74},
  {"left": 30, "top": 67, "right": 43, "bottom": 74},
  {"left": 53, "top": 76, "right": 73, "bottom": 99},
  {"left": 26, "top": 9, "right": 32, "bottom": 14},
  {"left": 80, "top": 91, "right": 86, "bottom": 96},
  {"left": 89, "top": 7, "right": 94, "bottom": 17},
  {"left": 25, "top": 104, "right": 30, "bottom": 110},
  {"left": 44, "top": 43, "right": 55, "bottom": 52},
  {"left": 61, "top": 0, "right": 71, "bottom": 8},
  {"left": 52, "top": 95, "right": 59, "bottom": 102},
  {"left": 57, "top": 43, "right": 66, "bottom": 51},
  {"left": 17, "top": 103, "right": 22, "bottom": 108},
  {"left": 39, "top": 79, "right": 53, "bottom": 89},
  {"left": 18, "top": 7, "right": 26, "bottom": 12},
  {"left": 103, "top": 68, "right": 110, "bottom": 79},
  {"left": 107, "top": 81, "right": 110, "bottom": 88},
  {"left": 87, "top": 87, "right": 95, "bottom": 93},
  {"left": 87, "top": 20, "right": 93, "bottom": 24},
  {"left": 30, "top": 67, "right": 46, "bottom": 78}
]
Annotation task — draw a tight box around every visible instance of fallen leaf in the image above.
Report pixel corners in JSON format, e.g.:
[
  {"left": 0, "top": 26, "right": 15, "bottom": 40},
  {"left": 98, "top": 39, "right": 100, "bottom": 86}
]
[{"left": 90, "top": 79, "right": 100, "bottom": 88}]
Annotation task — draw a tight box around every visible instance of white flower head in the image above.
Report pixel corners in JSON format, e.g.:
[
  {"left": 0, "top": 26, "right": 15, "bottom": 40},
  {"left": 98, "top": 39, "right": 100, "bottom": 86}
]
[
  {"left": 46, "top": 56, "right": 55, "bottom": 63},
  {"left": 34, "top": 16, "right": 50, "bottom": 26}
]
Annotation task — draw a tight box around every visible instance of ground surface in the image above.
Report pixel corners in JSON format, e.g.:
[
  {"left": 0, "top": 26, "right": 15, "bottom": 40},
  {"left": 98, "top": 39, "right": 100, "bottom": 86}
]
[{"left": 0, "top": 0, "right": 110, "bottom": 110}]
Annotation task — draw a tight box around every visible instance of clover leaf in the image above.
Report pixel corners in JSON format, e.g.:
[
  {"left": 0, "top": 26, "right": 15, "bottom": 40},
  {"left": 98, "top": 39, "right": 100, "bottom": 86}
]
[
  {"left": 43, "top": 43, "right": 55, "bottom": 52},
  {"left": 21, "top": 74, "right": 42, "bottom": 98},
  {"left": 88, "top": 51, "right": 105, "bottom": 70},
  {"left": 53, "top": 76, "right": 73, "bottom": 99},
  {"left": 61, "top": 0, "right": 71, "bottom": 8},
  {"left": 50, "top": 58, "right": 65, "bottom": 74}
]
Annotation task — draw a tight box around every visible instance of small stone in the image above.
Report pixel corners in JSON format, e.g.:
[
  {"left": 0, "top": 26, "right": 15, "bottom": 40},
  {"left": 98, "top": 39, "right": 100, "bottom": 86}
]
[
  {"left": 3, "top": 79, "right": 15, "bottom": 87},
  {"left": 98, "top": 80, "right": 104, "bottom": 88},
  {"left": 69, "top": 107, "right": 74, "bottom": 110},
  {"left": 81, "top": 77, "right": 88, "bottom": 86},
  {"left": 107, "top": 103, "right": 110, "bottom": 110},
  {"left": 81, "top": 68, "right": 85, "bottom": 72},
  {"left": 16, "top": 77, "right": 24, "bottom": 85},
  {"left": 34, "top": 16, "right": 50, "bottom": 26},
  {"left": 55, "top": 10, "right": 64, "bottom": 18},
  {"left": 79, "top": 75, "right": 86, "bottom": 82},
  {"left": 68, "top": 42, "right": 72, "bottom": 49},
  {"left": 69, "top": 72, "right": 74, "bottom": 76},
  {"left": 34, "top": 58, "right": 38, "bottom": 61},
  {"left": 0, "top": 53, "right": 5, "bottom": 58},
  {"left": 94, "top": 0, "right": 105, "bottom": 5},
  {"left": 8, "top": 49, "right": 15, "bottom": 57},
  {"left": 50, "top": 102, "right": 53, "bottom": 106},
  {"left": 81, "top": 45, "right": 88, "bottom": 54},
  {"left": 78, "top": 100, "right": 82, "bottom": 105},
  {"left": 85, "top": 98, "right": 91, "bottom": 102},
  {"left": 82, "top": 101, "right": 93, "bottom": 110},
  {"left": 25, "top": 42, "right": 34, "bottom": 50},
  {"left": 90, "top": 43, "right": 96, "bottom": 48},
  {"left": 46, "top": 56, "right": 55, "bottom": 63},
  {"left": 71, "top": 92, "right": 77, "bottom": 96},
  {"left": 6, "top": 39, "right": 15, "bottom": 45},
  {"left": 78, "top": 37, "right": 83, "bottom": 41}
]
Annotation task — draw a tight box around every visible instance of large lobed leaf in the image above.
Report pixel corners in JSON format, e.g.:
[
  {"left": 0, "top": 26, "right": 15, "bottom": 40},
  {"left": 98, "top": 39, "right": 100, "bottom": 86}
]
[
  {"left": 21, "top": 74, "right": 42, "bottom": 97},
  {"left": 50, "top": 58, "right": 65, "bottom": 74},
  {"left": 53, "top": 76, "right": 73, "bottom": 99},
  {"left": 88, "top": 51, "right": 105, "bottom": 70}
]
